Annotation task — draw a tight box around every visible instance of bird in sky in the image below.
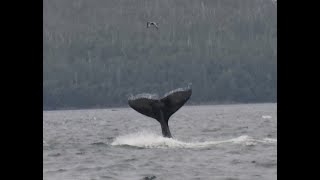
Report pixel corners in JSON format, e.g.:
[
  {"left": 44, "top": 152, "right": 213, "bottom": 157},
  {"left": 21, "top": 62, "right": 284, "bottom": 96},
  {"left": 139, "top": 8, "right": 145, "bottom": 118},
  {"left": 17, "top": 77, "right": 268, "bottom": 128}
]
[{"left": 147, "top": 21, "right": 159, "bottom": 29}]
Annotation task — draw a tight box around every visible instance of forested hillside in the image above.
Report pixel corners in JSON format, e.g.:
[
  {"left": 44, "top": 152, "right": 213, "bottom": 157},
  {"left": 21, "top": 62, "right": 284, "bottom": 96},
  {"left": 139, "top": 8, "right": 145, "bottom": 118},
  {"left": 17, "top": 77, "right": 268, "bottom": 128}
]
[{"left": 43, "top": 0, "right": 277, "bottom": 110}]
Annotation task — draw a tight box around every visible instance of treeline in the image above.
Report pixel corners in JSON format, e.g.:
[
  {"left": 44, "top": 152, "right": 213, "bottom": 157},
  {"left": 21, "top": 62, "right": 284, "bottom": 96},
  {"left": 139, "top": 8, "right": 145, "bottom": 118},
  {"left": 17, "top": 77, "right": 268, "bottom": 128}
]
[{"left": 43, "top": 0, "right": 277, "bottom": 110}]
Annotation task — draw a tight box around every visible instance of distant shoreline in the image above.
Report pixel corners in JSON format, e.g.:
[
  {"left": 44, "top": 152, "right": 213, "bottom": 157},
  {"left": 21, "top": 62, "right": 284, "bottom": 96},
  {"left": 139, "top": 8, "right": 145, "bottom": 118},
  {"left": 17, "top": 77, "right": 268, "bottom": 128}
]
[{"left": 43, "top": 101, "right": 277, "bottom": 111}]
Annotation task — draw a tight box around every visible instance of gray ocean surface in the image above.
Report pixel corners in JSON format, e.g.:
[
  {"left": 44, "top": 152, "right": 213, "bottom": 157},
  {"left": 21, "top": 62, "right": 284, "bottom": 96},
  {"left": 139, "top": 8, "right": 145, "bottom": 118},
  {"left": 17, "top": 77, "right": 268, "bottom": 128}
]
[{"left": 43, "top": 103, "right": 277, "bottom": 180}]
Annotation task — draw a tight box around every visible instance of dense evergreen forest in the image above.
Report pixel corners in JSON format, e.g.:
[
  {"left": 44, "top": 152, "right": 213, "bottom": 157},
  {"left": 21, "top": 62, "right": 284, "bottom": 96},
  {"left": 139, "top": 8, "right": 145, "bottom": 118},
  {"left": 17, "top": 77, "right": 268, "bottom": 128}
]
[{"left": 43, "top": 0, "right": 277, "bottom": 110}]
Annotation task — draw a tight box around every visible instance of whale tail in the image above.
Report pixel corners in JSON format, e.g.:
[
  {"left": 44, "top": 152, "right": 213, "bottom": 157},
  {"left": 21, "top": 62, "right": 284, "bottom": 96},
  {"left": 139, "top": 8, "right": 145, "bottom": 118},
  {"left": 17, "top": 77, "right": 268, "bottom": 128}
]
[{"left": 128, "top": 83, "right": 192, "bottom": 138}]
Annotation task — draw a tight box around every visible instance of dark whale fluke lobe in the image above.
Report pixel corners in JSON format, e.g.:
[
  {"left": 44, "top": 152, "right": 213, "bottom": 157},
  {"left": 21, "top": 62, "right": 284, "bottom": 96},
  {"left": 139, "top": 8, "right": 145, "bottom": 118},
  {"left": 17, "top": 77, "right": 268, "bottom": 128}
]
[{"left": 128, "top": 83, "right": 192, "bottom": 138}]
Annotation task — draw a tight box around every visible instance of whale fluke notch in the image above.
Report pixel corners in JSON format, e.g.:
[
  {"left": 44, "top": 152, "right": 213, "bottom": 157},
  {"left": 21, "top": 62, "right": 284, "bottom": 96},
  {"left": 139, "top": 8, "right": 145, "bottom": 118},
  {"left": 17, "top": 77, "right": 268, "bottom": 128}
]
[{"left": 128, "top": 83, "right": 192, "bottom": 138}]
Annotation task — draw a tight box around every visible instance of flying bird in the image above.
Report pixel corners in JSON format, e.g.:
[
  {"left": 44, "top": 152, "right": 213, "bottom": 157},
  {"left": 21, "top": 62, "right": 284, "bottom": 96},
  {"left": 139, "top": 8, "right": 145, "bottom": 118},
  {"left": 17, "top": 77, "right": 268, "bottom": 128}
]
[{"left": 147, "top": 21, "right": 159, "bottom": 29}]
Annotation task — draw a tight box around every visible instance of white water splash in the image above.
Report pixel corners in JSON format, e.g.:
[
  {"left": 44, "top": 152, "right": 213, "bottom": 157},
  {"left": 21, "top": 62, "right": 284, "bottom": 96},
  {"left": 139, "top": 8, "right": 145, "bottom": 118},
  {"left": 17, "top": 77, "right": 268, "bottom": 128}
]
[
  {"left": 43, "top": 140, "right": 49, "bottom": 147},
  {"left": 111, "top": 131, "right": 276, "bottom": 149},
  {"left": 261, "top": 138, "right": 277, "bottom": 143},
  {"left": 262, "top": 115, "right": 272, "bottom": 119}
]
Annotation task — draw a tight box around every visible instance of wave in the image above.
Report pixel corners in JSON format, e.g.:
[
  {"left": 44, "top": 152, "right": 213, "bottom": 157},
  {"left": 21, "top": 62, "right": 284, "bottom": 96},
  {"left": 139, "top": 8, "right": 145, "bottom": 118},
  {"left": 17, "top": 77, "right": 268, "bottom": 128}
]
[
  {"left": 262, "top": 115, "right": 272, "bottom": 119},
  {"left": 43, "top": 140, "right": 49, "bottom": 147},
  {"left": 110, "top": 131, "right": 277, "bottom": 149}
]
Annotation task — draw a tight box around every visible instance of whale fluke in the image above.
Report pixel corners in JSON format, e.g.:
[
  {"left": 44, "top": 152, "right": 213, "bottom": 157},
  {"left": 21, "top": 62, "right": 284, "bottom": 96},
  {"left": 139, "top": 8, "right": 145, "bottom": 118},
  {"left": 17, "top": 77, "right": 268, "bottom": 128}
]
[{"left": 128, "top": 83, "right": 192, "bottom": 138}]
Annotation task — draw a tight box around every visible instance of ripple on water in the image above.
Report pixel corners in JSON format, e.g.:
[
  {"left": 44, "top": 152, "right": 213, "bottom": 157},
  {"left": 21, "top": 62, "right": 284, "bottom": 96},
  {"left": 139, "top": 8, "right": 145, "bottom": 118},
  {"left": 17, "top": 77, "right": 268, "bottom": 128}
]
[
  {"left": 142, "top": 175, "right": 157, "bottom": 180},
  {"left": 255, "top": 160, "right": 277, "bottom": 168},
  {"left": 48, "top": 153, "right": 61, "bottom": 157},
  {"left": 76, "top": 151, "right": 85, "bottom": 155},
  {"left": 90, "top": 142, "right": 108, "bottom": 146},
  {"left": 123, "top": 158, "right": 137, "bottom": 162}
]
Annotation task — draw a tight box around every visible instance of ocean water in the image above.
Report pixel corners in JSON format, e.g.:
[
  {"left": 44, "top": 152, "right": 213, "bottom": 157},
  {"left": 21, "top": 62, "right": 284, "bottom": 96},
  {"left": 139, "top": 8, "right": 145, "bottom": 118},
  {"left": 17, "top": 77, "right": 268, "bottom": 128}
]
[{"left": 43, "top": 103, "right": 277, "bottom": 180}]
